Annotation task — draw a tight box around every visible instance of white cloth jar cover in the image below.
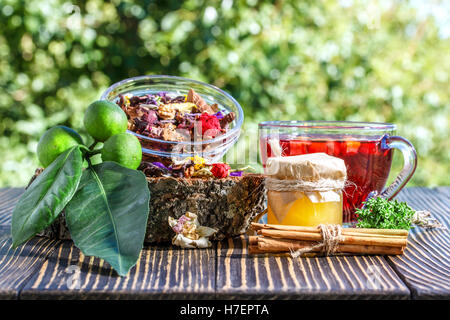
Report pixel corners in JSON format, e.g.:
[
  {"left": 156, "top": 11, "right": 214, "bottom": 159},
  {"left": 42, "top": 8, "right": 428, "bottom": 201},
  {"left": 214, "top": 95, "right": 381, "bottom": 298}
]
[{"left": 265, "top": 153, "right": 347, "bottom": 222}]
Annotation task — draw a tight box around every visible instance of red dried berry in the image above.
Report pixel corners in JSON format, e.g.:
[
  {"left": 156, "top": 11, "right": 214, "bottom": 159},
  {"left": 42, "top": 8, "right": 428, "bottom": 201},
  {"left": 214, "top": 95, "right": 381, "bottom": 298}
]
[
  {"left": 197, "top": 113, "right": 222, "bottom": 137},
  {"left": 211, "top": 163, "right": 231, "bottom": 178}
]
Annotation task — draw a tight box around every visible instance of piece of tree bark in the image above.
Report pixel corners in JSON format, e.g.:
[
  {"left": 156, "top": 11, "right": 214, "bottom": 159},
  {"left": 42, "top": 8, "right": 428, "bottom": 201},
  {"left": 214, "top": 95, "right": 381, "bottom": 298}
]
[
  {"left": 38, "top": 173, "right": 266, "bottom": 243},
  {"left": 146, "top": 174, "right": 266, "bottom": 242}
]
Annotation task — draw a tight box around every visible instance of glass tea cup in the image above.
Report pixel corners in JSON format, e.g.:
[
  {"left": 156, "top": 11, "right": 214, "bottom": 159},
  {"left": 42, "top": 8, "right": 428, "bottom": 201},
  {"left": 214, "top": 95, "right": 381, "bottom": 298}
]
[{"left": 259, "top": 121, "right": 417, "bottom": 224}]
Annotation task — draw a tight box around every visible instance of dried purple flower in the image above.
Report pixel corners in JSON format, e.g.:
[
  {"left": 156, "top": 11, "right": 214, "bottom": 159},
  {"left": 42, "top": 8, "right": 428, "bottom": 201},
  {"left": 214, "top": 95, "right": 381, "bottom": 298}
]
[
  {"left": 214, "top": 111, "right": 225, "bottom": 119},
  {"left": 152, "top": 162, "right": 170, "bottom": 171},
  {"left": 145, "top": 94, "right": 159, "bottom": 105},
  {"left": 230, "top": 171, "right": 243, "bottom": 177},
  {"left": 139, "top": 162, "right": 170, "bottom": 177},
  {"left": 158, "top": 91, "right": 171, "bottom": 104}
]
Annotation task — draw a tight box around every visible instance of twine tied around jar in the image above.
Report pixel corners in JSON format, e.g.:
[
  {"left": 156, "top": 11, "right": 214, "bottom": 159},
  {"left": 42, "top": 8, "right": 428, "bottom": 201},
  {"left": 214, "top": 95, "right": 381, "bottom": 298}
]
[
  {"left": 290, "top": 224, "right": 344, "bottom": 258},
  {"left": 265, "top": 177, "right": 346, "bottom": 192}
]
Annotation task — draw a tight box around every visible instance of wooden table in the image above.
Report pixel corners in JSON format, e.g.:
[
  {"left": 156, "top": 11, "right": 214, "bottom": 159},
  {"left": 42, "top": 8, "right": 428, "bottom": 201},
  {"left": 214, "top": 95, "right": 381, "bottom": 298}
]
[{"left": 0, "top": 187, "right": 448, "bottom": 300}]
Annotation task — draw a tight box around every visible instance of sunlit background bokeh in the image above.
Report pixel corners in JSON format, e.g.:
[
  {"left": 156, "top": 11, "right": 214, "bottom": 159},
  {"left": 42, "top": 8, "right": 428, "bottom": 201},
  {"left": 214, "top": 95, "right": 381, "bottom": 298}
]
[{"left": 0, "top": 0, "right": 449, "bottom": 187}]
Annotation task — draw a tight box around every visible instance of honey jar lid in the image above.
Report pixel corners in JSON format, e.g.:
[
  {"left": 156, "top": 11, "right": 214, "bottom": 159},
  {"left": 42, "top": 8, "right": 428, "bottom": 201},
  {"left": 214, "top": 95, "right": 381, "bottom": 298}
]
[{"left": 265, "top": 153, "right": 347, "bottom": 183}]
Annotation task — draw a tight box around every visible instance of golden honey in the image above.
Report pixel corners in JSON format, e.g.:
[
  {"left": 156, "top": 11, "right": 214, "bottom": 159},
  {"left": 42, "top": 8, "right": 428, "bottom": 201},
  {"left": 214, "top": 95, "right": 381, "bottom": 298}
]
[{"left": 267, "top": 191, "right": 343, "bottom": 227}]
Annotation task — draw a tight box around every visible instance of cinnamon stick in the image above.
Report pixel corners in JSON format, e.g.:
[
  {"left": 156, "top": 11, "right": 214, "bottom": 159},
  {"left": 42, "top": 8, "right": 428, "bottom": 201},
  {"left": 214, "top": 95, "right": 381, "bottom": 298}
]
[
  {"left": 339, "top": 231, "right": 407, "bottom": 239},
  {"left": 249, "top": 236, "right": 259, "bottom": 246},
  {"left": 256, "top": 237, "right": 404, "bottom": 255},
  {"left": 251, "top": 222, "right": 409, "bottom": 237},
  {"left": 343, "top": 227, "right": 409, "bottom": 237},
  {"left": 257, "top": 229, "right": 407, "bottom": 248},
  {"left": 248, "top": 245, "right": 267, "bottom": 254}
]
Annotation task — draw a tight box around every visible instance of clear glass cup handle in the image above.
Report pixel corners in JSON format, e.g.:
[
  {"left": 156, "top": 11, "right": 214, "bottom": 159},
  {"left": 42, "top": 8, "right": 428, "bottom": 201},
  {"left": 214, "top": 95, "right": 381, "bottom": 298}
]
[{"left": 379, "top": 135, "right": 417, "bottom": 200}]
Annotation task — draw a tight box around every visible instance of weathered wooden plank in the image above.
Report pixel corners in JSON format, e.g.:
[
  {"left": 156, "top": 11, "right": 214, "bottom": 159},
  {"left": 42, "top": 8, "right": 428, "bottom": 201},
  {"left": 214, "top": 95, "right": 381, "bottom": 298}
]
[
  {"left": 387, "top": 187, "right": 450, "bottom": 299},
  {"left": 0, "top": 186, "right": 448, "bottom": 300},
  {"left": 0, "top": 226, "right": 59, "bottom": 299},
  {"left": 21, "top": 240, "right": 216, "bottom": 299},
  {"left": 1, "top": 187, "right": 216, "bottom": 299},
  {"left": 434, "top": 186, "right": 450, "bottom": 197},
  {"left": 0, "top": 188, "right": 24, "bottom": 226},
  {"left": 216, "top": 235, "right": 410, "bottom": 299}
]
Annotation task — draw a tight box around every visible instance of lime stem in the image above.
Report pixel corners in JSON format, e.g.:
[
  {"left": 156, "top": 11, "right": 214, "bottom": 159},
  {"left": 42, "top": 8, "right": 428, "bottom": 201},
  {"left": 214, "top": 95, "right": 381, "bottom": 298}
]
[
  {"left": 86, "top": 157, "right": 93, "bottom": 168},
  {"left": 87, "top": 149, "right": 101, "bottom": 156},
  {"left": 89, "top": 141, "right": 99, "bottom": 150}
]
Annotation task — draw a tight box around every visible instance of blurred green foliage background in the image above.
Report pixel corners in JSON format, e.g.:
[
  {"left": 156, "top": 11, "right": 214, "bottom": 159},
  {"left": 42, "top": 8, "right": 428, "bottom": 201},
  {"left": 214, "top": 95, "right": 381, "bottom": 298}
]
[{"left": 0, "top": 0, "right": 449, "bottom": 187}]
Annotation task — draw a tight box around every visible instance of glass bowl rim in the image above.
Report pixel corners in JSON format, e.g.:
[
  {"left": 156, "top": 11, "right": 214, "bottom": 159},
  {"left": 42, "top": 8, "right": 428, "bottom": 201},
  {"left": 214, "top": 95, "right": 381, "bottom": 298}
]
[
  {"left": 258, "top": 120, "right": 396, "bottom": 131},
  {"left": 100, "top": 75, "right": 244, "bottom": 146}
]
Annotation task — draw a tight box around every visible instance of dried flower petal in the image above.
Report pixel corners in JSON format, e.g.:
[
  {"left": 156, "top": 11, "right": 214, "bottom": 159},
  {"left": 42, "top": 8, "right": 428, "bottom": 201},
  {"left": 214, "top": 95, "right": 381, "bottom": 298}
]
[
  {"left": 192, "top": 167, "right": 213, "bottom": 177},
  {"left": 211, "top": 103, "right": 220, "bottom": 113},
  {"left": 188, "top": 155, "right": 207, "bottom": 170},
  {"left": 139, "top": 162, "right": 170, "bottom": 177},
  {"left": 186, "top": 89, "right": 214, "bottom": 114},
  {"left": 152, "top": 162, "right": 170, "bottom": 170},
  {"left": 161, "top": 123, "right": 183, "bottom": 141},
  {"left": 197, "top": 226, "right": 218, "bottom": 238},
  {"left": 168, "top": 212, "right": 217, "bottom": 248},
  {"left": 170, "top": 95, "right": 187, "bottom": 103},
  {"left": 214, "top": 111, "right": 225, "bottom": 119},
  {"left": 158, "top": 104, "right": 176, "bottom": 120},
  {"left": 220, "top": 111, "right": 235, "bottom": 129},
  {"left": 173, "top": 102, "right": 197, "bottom": 114},
  {"left": 129, "top": 96, "right": 141, "bottom": 107},
  {"left": 142, "top": 110, "right": 158, "bottom": 124}
]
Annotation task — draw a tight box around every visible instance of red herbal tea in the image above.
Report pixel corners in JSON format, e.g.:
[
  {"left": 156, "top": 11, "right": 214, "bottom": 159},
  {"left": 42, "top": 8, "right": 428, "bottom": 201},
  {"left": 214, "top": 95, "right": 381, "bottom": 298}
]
[
  {"left": 260, "top": 135, "right": 393, "bottom": 223},
  {"left": 259, "top": 121, "right": 417, "bottom": 226}
]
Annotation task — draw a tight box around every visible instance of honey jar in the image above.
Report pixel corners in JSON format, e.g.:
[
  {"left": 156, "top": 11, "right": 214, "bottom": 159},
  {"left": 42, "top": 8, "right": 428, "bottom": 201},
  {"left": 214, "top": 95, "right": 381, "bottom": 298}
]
[{"left": 265, "top": 153, "right": 347, "bottom": 227}]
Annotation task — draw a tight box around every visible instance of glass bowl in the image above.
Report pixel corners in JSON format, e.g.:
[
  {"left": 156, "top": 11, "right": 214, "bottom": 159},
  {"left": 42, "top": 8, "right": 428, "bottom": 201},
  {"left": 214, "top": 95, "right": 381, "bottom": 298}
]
[{"left": 100, "top": 75, "right": 244, "bottom": 164}]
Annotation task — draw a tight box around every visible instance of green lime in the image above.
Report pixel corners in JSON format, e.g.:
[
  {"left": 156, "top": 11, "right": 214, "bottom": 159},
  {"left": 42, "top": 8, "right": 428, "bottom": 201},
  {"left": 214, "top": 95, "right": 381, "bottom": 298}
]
[
  {"left": 83, "top": 100, "right": 128, "bottom": 142},
  {"left": 37, "top": 126, "right": 83, "bottom": 167},
  {"left": 101, "top": 133, "right": 142, "bottom": 170}
]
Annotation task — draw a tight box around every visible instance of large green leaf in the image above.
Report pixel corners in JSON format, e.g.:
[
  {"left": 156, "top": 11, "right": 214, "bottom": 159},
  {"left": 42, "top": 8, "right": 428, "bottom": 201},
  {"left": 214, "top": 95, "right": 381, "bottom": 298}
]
[
  {"left": 65, "top": 161, "right": 150, "bottom": 276},
  {"left": 11, "top": 146, "right": 83, "bottom": 247}
]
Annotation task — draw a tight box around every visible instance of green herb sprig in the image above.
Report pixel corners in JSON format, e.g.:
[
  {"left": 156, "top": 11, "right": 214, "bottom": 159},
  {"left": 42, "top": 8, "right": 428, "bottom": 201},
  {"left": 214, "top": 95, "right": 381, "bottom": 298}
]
[{"left": 356, "top": 197, "right": 415, "bottom": 230}]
